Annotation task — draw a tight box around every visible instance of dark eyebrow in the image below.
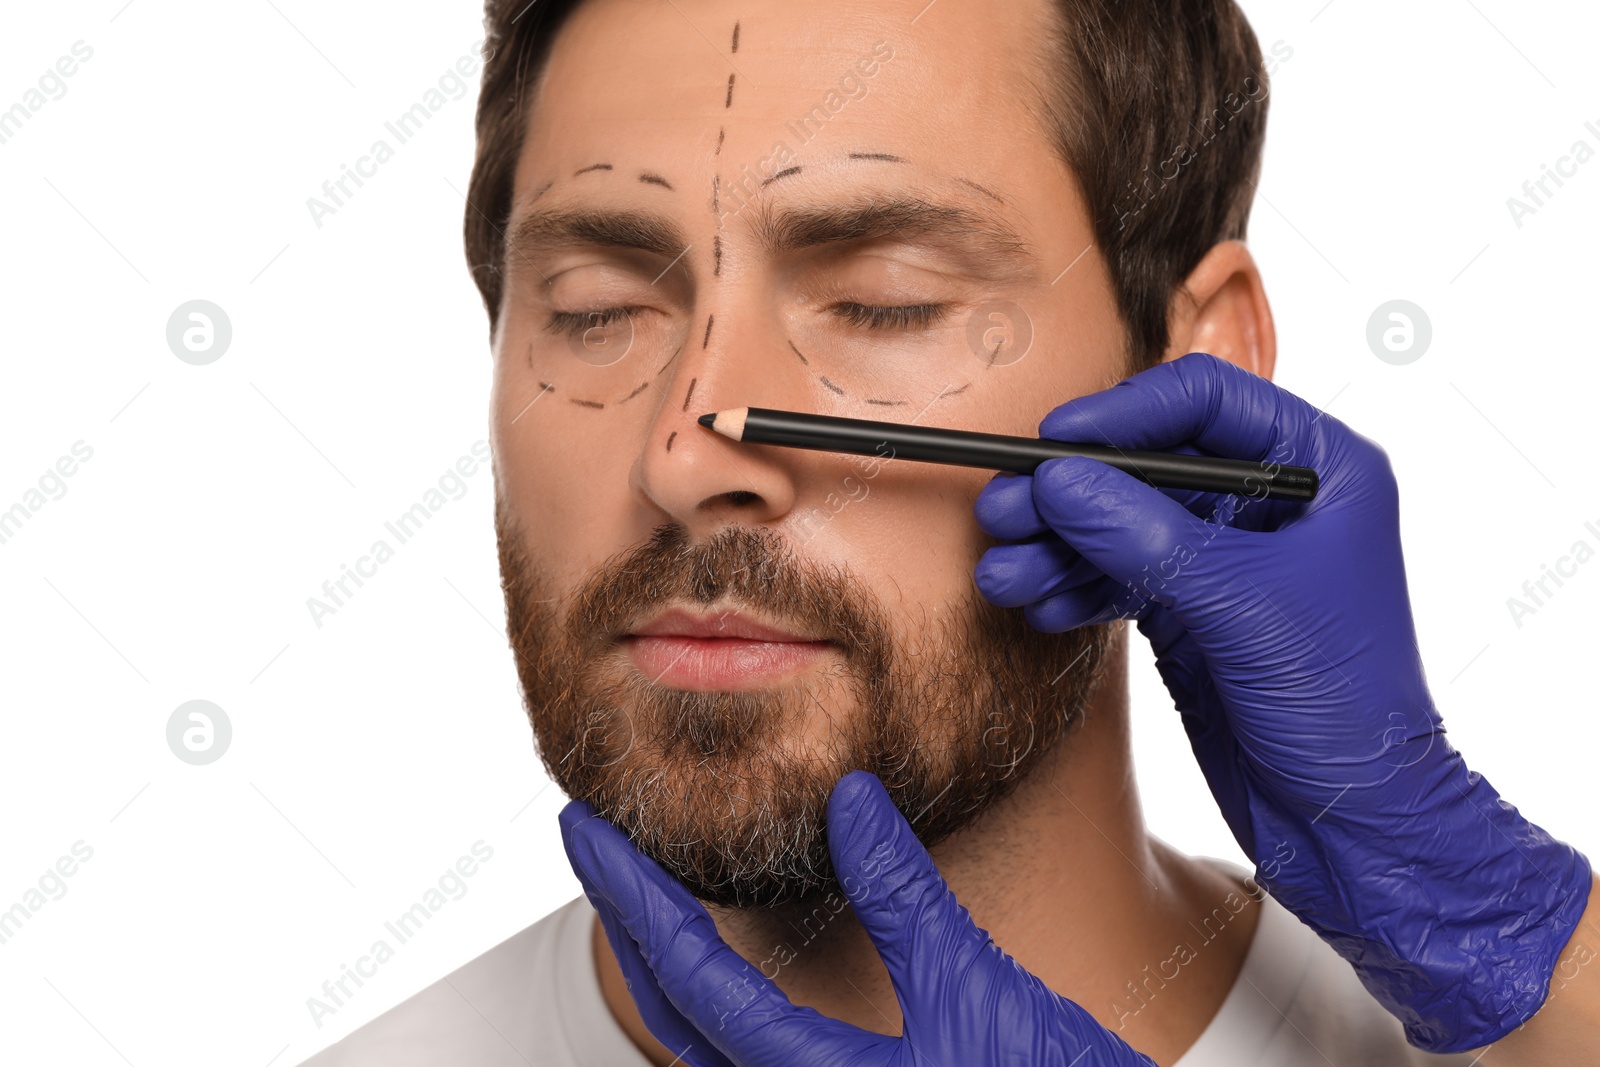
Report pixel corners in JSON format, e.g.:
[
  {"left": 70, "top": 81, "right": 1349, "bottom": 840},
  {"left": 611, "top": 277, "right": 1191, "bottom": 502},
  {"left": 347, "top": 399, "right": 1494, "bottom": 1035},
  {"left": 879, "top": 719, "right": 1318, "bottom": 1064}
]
[
  {"left": 505, "top": 208, "right": 688, "bottom": 269},
  {"left": 751, "top": 196, "right": 1039, "bottom": 282}
]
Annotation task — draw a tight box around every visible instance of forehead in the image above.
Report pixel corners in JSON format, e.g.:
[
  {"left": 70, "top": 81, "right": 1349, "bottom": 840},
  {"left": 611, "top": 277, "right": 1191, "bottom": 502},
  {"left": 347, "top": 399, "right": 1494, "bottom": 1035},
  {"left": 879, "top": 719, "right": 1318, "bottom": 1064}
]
[{"left": 518, "top": 0, "right": 1065, "bottom": 199}]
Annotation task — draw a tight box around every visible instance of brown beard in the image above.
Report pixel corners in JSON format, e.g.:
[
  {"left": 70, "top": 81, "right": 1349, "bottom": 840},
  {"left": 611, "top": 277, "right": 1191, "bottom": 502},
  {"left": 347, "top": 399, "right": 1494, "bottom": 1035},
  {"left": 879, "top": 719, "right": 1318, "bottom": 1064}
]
[{"left": 497, "top": 494, "right": 1113, "bottom": 908}]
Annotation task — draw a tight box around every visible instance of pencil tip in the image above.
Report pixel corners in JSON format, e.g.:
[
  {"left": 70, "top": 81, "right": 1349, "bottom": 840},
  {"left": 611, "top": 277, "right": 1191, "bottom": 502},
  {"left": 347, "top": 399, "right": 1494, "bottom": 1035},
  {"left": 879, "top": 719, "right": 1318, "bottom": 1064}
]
[{"left": 697, "top": 411, "right": 717, "bottom": 429}]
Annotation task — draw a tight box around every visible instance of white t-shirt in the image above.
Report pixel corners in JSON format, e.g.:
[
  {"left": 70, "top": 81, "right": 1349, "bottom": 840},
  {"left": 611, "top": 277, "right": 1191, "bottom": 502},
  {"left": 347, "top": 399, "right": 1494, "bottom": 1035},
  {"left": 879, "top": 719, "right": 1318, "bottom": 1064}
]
[{"left": 296, "top": 862, "right": 1477, "bottom": 1067}]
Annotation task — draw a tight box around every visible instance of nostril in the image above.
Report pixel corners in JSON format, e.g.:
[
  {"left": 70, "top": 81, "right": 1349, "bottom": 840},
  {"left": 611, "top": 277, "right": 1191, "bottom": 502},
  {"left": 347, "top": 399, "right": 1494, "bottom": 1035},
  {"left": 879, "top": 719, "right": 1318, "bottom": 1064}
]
[{"left": 725, "top": 490, "right": 759, "bottom": 506}]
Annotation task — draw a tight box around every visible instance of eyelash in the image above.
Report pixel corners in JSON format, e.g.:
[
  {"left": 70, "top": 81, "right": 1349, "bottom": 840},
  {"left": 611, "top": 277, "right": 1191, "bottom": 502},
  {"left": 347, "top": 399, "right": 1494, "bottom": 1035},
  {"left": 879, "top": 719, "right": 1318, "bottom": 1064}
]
[
  {"left": 543, "top": 301, "right": 949, "bottom": 338},
  {"left": 545, "top": 306, "right": 642, "bottom": 338},
  {"left": 828, "top": 302, "right": 948, "bottom": 330}
]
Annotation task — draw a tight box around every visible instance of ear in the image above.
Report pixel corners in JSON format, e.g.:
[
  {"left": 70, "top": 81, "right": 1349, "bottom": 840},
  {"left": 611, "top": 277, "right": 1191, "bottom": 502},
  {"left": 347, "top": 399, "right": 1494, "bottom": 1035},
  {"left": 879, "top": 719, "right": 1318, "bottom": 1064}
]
[{"left": 1163, "top": 240, "right": 1276, "bottom": 382}]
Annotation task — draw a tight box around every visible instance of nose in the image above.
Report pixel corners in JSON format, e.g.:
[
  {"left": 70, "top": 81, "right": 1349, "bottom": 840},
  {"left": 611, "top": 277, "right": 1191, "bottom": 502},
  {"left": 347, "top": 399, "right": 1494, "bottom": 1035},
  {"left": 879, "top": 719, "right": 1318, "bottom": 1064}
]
[{"left": 631, "top": 303, "right": 802, "bottom": 538}]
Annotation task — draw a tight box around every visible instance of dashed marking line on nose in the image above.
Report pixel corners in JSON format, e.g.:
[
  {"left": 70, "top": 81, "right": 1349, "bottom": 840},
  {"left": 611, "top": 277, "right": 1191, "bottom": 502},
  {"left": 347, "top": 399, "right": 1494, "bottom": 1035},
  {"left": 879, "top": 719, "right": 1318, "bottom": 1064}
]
[
  {"left": 682, "top": 377, "right": 698, "bottom": 412},
  {"left": 703, "top": 315, "right": 715, "bottom": 348},
  {"left": 713, "top": 234, "right": 723, "bottom": 276},
  {"left": 618, "top": 381, "right": 650, "bottom": 403},
  {"left": 819, "top": 376, "right": 846, "bottom": 396},
  {"left": 788, "top": 339, "right": 808, "bottom": 365},
  {"left": 666, "top": 430, "right": 678, "bottom": 452},
  {"left": 725, "top": 73, "right": 736, "bottom": 108},
  {"left": 731, "top": 21, "right": 740, "bottom": 52},
  {"left": 715, "top": 127, "right": 725, "bottom": 155}
]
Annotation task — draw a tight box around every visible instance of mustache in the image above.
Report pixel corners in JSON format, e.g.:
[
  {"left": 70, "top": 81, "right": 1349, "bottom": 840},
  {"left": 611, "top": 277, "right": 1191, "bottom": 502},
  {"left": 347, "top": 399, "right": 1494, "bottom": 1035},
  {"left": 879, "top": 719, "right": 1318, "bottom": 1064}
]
[{"left": 557, "top": 521, "right": 891, "bottom": 669}]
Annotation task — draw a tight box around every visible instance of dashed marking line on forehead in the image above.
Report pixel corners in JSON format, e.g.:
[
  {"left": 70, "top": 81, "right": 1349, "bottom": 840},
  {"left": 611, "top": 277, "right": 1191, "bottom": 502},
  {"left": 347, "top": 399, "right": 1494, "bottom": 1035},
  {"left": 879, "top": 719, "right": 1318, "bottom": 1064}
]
[
  {"left": 731, "top": 21, "right": 740, "bottom": 52},
  {"left": 849, "top": 152, "right": 905, "bottom": 163},
  {"left": 570, "top": 397, "right": 605, "bottom": 409},
  {"left": 865, "top": 397, "right": 908, "bottom": 406},
  {"left": 716, "top": 127, "right": 725, "bottom": 155},
  {"left": 618, "top": 380, "right": 651, "bottom": 403},
  {"left": 712, "top": 174, "right": 720, "bottom": 214},
  {"left": 713, "top": 234, "right": 723, "bottom": 275},
  {"left": 639, "top": 172, "right": 674, "bottom": 190},
  {"left": 725, "top": 73, "right": 736, "bottom": 108},
  {"left": 574, "top": 162, "right": 614, "bottom": 177},
  {"left": 819, "top": 376, "right": 846, "bottom": 396}
]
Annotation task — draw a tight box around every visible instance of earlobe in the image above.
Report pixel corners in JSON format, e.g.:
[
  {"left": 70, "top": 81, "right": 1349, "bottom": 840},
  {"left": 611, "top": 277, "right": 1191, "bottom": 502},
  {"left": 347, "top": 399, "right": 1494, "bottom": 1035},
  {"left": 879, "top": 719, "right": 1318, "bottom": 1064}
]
[{"left": 1163, "top": 240, "right": 1277, "bottom": 382}]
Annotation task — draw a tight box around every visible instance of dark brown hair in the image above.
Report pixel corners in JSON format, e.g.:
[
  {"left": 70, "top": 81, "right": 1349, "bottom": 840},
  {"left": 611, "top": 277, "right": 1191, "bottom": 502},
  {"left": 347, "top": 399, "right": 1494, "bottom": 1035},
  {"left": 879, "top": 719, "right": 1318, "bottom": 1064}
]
[{"left": 464, "top": 0, "right": 1271, "bottom": 367}]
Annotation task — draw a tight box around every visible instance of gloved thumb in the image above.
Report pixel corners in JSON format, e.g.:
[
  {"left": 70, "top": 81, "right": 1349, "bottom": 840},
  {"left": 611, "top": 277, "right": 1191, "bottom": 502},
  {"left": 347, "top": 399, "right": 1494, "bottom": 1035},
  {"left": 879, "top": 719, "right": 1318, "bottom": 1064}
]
[{"left": 826, "top": 771, "right": 998, "bottom": 1029}]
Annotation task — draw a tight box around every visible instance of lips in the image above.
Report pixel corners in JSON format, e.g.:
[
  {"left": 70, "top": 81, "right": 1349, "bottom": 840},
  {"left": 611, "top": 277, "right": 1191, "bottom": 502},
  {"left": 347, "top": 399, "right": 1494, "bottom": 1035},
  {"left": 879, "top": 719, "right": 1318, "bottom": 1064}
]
[
  {"left": 628, "top": 607, "right": 821, "bottom": 643},
  {"left": 622, "top": 607, "right": 834, "bottom": 690}
]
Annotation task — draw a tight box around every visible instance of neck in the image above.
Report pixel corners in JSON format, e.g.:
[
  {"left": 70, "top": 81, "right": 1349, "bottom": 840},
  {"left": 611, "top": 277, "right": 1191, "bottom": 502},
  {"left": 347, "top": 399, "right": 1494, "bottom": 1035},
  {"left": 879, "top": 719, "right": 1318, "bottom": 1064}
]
[{"left": 592, "top": 628, "right": 1262, "bottom": 1066}]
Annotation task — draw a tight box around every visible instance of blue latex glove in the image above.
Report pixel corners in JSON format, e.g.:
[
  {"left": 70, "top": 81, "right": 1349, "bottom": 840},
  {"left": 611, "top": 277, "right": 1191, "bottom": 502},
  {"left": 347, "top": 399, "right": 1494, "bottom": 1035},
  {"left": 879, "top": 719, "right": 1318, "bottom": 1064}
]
[
  {"left": 560, "top": 770, "right": 1158, "bottom": 1066},
  {"left": 972, "top": 351, "right": 1592, "bottom": 1052}
]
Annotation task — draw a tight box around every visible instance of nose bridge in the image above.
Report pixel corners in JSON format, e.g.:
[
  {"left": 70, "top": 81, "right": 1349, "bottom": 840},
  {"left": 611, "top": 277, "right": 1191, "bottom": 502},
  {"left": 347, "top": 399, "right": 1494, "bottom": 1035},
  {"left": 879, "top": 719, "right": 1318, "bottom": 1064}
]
[{"left": 631, "top": 281, "right": 802, "bottom": 531}]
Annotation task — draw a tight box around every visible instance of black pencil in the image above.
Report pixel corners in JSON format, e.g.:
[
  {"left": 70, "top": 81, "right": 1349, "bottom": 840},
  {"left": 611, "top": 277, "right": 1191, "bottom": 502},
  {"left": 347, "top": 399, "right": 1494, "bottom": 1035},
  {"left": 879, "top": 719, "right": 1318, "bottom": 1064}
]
[{"left": 697, "top": 407, "right": 1319, "bottom": 502}]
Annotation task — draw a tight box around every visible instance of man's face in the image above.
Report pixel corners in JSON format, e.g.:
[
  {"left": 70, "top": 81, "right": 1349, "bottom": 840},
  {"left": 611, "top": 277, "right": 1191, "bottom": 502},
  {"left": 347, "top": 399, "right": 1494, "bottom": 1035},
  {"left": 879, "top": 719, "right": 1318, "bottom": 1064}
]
[{"left": 491, "top": 0, "right": 1131, "bottom": 907}]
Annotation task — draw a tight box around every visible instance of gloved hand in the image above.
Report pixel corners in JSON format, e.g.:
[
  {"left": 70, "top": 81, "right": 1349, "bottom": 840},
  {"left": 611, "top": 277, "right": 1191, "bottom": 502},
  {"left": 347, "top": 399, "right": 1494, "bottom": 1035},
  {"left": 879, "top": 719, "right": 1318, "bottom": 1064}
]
[
  {"left": 560, "top": 770, "right": 1158, "bottom": 1066},
  {"left": 971, "top": 351, "right": 1592, "bottom": 1052}
]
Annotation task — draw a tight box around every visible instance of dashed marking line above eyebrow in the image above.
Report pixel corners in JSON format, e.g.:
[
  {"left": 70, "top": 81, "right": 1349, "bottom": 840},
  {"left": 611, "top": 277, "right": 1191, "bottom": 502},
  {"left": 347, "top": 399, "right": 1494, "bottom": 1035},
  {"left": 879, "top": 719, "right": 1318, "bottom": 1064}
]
[
  {"left": 725, "top": 73, "right": 736, "bottom": 108},
  {"left": 849, "top": 152, "right": 905, "bottom": 163},
  {"left": 574, "top": 163, "right": 614, "bottom": 176},
  {"left": 531, "top": 180, "right": 554, "bottom": 202},
  {"left": 618, "top": 380, "right": 650, "bottom": 403},
  {"left": 788, "top": 340, "right": 809, "bottom": 365},
  {"left": 666, "top": 430, "right": 678, "bottom": 452},
  {"left": 819, "top": 376, "right": 846, "bottom": 396},
  {"left": 537, "top": 380, "right": 556, "bottom": 392},
  {"left": 865, "top": 397, "right": 908, "bottom": 406},
  {"left": 639, "top": 173, "right": 674, "bottom": 190},
  {"left": 682, "top": 377, "right": 698, "bottom": 411},
  {"left": 570, "top": 397, "right": 605, "bottom": 409},
  {"left": 762, "top": 166, "right": 802, "bottom": 187},
  {"left": 941, "top": 381, "right": 971, "bottom": 397},
  {"left": 956, "top": 176, "right": 1005, "bottom": 203},
  {"left": 703, "top": 315, "right": 715, "bottom": 348}
]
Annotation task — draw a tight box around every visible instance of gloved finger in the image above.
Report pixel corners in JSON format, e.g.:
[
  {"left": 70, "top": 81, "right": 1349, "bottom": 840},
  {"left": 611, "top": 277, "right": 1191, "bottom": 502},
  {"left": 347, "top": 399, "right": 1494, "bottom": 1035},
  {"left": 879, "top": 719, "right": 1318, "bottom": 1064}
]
[
  {"left": 1039, "top": 352, "right": 1328, "bottom": 468},
  {"left": 975, "top": 459, "right": 1221, "bottom": 544},
  {"left": 974, "top": 537, "right": 1101, "bottom": 608},
  {"left": 975, "top": 472, "right": 1047, "bottom": 540},
  {"left": 1021, "top": 574, "right": 1141, "bottom": 633},
  {"left": 826, "top": 771, "right": 1001, "bottom": 1023},
  {"left": 1031, "top": 456, "right": 1246, "bottom": 613},
  {"left": 559, "top": 801, "right": 734, "bottom": 1067},
  {"left": 566, "top": 812, "right": 876, "bottom": 1065}
]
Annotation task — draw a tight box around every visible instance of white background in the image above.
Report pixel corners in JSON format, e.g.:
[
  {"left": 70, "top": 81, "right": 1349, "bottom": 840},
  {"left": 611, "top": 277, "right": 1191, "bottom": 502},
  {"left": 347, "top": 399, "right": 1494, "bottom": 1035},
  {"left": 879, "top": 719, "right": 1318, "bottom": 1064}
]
[{"left": 1, "top": 1, "right": 1595, "bottom": 1063}]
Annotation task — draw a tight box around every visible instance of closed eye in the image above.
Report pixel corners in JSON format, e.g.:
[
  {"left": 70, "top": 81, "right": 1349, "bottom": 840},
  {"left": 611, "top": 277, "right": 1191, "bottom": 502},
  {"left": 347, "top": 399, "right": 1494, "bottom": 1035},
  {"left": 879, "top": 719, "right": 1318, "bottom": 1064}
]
[{"left": 829, "top": 302, "right": 949, "bottom": 330}]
